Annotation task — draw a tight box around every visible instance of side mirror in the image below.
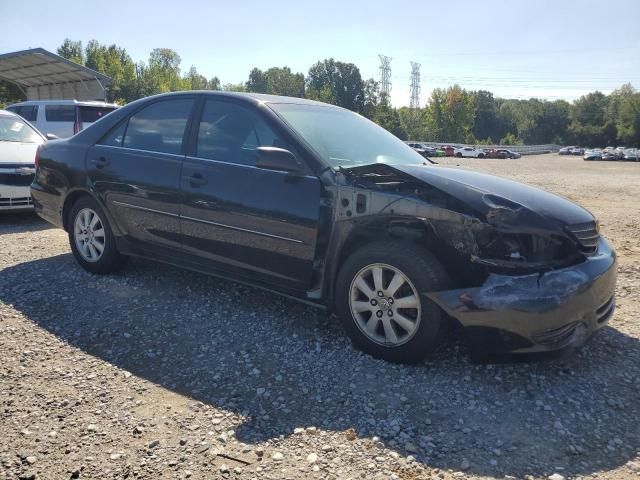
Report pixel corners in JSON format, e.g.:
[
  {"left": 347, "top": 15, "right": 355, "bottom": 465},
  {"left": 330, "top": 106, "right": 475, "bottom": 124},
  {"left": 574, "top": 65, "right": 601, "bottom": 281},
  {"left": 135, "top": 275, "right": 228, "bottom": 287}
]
[
  {"left": 45, "top": 133, "right": 59, "bottom": 140},
  {"left": 255, "top": 147, "right": 302, "bottom": 173}
]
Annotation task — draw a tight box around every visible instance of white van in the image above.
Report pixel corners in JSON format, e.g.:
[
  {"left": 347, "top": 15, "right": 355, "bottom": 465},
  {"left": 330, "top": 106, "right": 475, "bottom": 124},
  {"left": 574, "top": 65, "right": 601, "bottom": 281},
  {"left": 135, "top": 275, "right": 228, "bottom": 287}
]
[{"left": 6, "top": 100, "right": 118, "bottom": 138}]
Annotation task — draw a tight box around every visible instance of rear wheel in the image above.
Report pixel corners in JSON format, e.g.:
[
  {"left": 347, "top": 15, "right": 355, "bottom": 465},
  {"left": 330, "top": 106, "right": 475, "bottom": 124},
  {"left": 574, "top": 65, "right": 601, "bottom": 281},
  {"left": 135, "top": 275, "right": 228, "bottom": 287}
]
[
  {"left": 68, "top": 196, "right": 127, "bottom": 274},
  {"left": 456, "top": 152, "right": 462, "bottom": 158},
  {"left": 478, "top": 153, "right": 485, "bottom": 158},
  {"left": 336, "top": 241, "right": 450, "bottom": 363}
]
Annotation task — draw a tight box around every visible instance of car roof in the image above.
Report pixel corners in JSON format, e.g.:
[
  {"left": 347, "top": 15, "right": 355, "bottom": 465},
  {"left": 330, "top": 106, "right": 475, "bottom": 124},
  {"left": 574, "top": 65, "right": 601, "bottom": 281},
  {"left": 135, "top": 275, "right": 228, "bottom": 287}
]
[
  {"left": 131, "top": 90, "right": 340, "bottom": 108},
  {"left": 8, "top": 99, "right": 119, "bottom": 108}
]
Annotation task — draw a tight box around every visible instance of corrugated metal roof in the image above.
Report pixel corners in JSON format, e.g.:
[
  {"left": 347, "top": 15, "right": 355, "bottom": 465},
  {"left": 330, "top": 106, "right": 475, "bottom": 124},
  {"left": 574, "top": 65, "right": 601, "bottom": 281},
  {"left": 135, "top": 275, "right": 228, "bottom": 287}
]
[{"left": 0, "top": 48, "right": 111, "bottom": 101}]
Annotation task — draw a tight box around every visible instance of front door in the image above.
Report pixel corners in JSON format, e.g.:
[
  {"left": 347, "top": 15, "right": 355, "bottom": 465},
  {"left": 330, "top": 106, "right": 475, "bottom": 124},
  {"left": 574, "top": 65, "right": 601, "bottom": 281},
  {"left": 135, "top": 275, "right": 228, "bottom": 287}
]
[
  {"left": 86, "top": 97, "right": 196, "bottom": 257},
  {"left": 180, "top": 98, "right": 322, "bottom": 290}
]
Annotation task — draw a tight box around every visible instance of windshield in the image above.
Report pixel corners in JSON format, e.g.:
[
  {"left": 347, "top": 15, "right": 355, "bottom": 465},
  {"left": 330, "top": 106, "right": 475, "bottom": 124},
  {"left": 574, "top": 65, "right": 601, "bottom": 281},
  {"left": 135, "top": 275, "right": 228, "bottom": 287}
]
[
  {"left": 0, "top": 116, "right": 43, "bottom": 144},
  {"left": 269, "top": 103, "right": 426, "bottom": 168}
]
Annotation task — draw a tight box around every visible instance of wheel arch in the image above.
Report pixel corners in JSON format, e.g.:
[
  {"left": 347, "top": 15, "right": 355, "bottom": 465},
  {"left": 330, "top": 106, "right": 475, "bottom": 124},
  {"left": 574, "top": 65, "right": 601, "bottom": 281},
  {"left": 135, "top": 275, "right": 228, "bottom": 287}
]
[
  {"left": 61, "top": 188, "right": 118, "bottom": 235},
  {"left": 325, "top": 217, "right": 444, "bottom": 307}
]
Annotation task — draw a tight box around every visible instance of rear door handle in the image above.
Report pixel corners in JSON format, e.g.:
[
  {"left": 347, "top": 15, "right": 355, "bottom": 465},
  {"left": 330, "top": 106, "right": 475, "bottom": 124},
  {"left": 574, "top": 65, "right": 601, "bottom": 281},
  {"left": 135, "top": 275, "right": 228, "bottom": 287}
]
[
  {"left": 185, "top": 173, "right": 207, "bottom": 187},
  {"left": 91, "top": 156, "right": 110, "bottom": 168}
]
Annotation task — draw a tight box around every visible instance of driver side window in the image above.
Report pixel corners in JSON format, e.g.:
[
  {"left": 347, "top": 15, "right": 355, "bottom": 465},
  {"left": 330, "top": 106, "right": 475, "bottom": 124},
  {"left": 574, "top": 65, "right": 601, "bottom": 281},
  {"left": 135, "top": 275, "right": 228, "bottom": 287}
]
[{"left": 196, "top": 100, "right": 287, "bottom": 166}]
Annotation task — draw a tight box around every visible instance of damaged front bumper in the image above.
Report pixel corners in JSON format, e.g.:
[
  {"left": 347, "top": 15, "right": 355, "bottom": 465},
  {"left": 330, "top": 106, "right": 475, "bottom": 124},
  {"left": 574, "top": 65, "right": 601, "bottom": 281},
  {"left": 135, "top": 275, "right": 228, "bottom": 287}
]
[{"left": 427, "top": 238, "right": 617, "bottom": 357}]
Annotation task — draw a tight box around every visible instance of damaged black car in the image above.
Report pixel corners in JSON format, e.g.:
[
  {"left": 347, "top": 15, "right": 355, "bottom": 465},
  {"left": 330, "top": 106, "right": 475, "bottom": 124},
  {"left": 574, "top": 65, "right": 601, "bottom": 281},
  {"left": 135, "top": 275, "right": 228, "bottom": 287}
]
[{"left": 31, "top": 92, "right": 617, "bottom": 363}]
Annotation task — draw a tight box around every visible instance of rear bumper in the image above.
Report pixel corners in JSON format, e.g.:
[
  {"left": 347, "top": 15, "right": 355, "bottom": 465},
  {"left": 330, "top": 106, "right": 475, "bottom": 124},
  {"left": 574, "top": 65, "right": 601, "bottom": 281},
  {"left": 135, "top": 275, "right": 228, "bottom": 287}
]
[
  {"left": 31, "top": 183, "right": 64, "bottom": 227},
  {"left": 427, "top": 238, "right": 617, "bottom": 356},
  {"left": 0, "top": 185, "right": 33, "bottom": 210}
]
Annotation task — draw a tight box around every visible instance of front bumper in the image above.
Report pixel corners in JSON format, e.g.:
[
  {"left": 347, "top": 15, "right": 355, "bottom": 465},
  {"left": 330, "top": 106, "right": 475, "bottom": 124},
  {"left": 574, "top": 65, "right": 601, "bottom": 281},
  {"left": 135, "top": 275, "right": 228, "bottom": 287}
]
[
  {"left": 427, "top": 238, "right": 617, "bottom": 356},
  {"left": 0, "top": 185, "right": 33, "bottom": 211}
]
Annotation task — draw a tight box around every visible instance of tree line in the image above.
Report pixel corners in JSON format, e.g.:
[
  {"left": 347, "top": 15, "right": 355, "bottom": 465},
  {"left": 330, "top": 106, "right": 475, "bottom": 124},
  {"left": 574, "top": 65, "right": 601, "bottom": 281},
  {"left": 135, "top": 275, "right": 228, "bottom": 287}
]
[{"left": 1, "top": 38, "right": 638, "bottom": 147}]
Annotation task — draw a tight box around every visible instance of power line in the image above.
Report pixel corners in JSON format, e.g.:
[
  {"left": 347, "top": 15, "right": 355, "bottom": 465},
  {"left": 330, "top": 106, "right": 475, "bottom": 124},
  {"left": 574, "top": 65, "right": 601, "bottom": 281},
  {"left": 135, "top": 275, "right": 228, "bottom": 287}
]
[
  {"left": 378, "top": 54, "right": 392, "bottom": 105},
  {"left": 409, "top": 61, "right": 421, "bottom": 109}
]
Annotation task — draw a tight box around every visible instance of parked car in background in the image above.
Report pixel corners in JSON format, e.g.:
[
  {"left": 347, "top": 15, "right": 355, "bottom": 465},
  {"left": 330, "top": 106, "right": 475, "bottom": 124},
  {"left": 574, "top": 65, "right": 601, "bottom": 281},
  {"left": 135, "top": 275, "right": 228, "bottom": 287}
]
[
  {"left": 455, "top": 146, "right": 486, "bottom": 158},
  {"left": 0, "top": 109, "right": 46, "bottom": 210},
  {"left": 571, "top": 147, "right": 585, "bottom": 156},
  {"left": 31, "top": 91, "right": 617, "bottom": 363},
  {"left": 6, "top": 100, "right": 118, "bottom": 139},
  {"left": 559, "top": 146, "right": 577, "bottom": 155},
  {"left": 602, "top": 151, "right": 619, "bottom": 161},
  {"left": 406, "top": 142, "right": 444, "bottom": 158},
  {"left": 441, "top": 145, "right": 455, "bottom": 157},
  {"left": 623, "top": 148, "right": 639, "bottom": 161},
  {"left": 583, "top": 149, "right": 603, "bottom": 161},
  {"left": 407, "top": 142, "right": 435, "bottom": 159},
  {"left": 487, "top": 148, "right": 521, "bottom": 159}
]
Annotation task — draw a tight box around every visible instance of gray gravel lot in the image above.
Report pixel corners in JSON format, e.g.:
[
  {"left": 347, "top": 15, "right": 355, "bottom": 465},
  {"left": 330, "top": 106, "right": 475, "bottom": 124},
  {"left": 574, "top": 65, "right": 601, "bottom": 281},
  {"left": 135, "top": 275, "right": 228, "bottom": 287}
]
[{"left": 1, "top": 154, "right": 639, "bottom": 480}]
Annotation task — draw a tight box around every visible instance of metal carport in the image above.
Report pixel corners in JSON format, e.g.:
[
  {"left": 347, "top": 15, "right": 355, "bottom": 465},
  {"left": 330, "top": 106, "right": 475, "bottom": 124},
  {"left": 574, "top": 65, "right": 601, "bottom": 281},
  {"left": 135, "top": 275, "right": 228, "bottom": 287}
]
[{"left": 0, "top": 48, "right": 110, "bottom": 101}]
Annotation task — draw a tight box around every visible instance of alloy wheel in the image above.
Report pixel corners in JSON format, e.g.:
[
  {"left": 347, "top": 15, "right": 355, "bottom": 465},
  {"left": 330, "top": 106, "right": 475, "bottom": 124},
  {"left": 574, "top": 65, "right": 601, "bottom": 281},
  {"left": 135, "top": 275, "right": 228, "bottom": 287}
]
[
  {"left": 74, "top": 208, "right": 106, "bottom": 262},
  {"left": 349, "top": 263, "right": 422, "bottom": 346}
]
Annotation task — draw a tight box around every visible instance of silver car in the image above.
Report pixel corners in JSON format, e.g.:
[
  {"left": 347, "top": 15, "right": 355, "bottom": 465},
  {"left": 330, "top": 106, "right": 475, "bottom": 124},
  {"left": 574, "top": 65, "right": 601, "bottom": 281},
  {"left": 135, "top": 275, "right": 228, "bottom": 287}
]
[{"left": 0, "top": 110, "right": 45, "bottom": 210}]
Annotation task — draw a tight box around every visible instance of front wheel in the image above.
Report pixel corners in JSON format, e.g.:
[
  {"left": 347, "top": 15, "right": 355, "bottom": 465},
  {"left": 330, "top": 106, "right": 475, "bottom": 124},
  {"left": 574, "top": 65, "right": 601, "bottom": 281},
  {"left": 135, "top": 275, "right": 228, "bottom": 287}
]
[
  {"left": 68, "top": 196, "right": 127, "bottom": 274},
  {"left": 336, "top": 241, "right": 451, "bottom": 363},
  {"left": 477, "top": 153, "right": 485, "bottom": 158},
  {"left": 456, "top": 152, "right": 462, "bottom": 158}
]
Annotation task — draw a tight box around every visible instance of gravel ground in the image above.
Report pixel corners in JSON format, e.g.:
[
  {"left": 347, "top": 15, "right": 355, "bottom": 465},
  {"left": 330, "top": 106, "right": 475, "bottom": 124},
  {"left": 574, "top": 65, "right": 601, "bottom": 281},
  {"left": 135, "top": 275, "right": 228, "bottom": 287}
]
[{"left": 1, "top": 153, "right": 639, "bottom": 480}]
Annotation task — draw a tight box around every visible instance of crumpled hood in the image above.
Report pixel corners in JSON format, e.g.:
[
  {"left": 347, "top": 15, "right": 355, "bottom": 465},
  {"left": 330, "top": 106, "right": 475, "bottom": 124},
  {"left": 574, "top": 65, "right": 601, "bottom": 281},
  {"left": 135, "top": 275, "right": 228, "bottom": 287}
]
[
  {"left": 0, "top": 142, "right": 39, "bottom": 165},
  {"left": 394, "top": 164, "right": 594, "bottom": 228}
]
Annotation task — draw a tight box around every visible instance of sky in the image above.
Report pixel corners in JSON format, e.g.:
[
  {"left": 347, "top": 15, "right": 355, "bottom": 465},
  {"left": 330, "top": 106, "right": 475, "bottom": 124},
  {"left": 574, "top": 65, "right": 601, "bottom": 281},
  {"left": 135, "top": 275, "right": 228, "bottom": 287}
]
[{"left": 1, "top": 0, "right": 639, "bottom": 106}]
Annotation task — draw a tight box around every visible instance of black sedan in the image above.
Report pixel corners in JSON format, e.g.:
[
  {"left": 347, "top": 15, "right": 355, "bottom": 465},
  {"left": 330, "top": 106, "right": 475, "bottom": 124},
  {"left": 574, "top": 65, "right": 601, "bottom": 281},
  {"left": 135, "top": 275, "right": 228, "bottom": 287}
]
[{"left": 32, "top": 92, "right": 616, "bottom": 363}]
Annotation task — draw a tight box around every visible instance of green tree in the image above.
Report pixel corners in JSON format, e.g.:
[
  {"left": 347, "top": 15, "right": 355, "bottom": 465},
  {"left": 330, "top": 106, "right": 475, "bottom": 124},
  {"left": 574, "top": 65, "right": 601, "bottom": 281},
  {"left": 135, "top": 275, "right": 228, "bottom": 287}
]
[
  {"left": 0, "top": 80, "right": 25, "bottom": 108},
  {"left": 83, "top": 40, "right": 137, "bottom": 103},
  {"left": 444, "top": 85, "right": 475, "bottom": 142},
  {"left": 500, "top": 132, "right": 522, "bottom": 145},
  {"left": 361, "top": 78, "right": 379, "bottom": 119},
  {"left": 185, "top": 66, "right": 209, "bottom": 90},
  {"left": 246, "top": 68, "right": 267, "bottom": 93},
  {"left": 223, "top": 82, "right": 247, "bottom": 92},
  {"left": 146, "top": 48, "right": 184, "bottom": 93},
  {"left": 373, "top": 104, "right": 407, "bottom": 139},
  {"left": 472, "top": 90, "right": 499, "bottom": 141},
  {"left": 306, "top": 58, "right": 364, "bottom": 112},
  {"left": 208, "top": 76, "right": 221, "bottom": 90},
  {"left": 616, "top": 90, "right": 640, "bottom": 145},
  {"left": 246, "top": 67, "right": 304, "bottom": 97},
  {"left": 57, "top": 39, "right": 84, "bottom": 64}
]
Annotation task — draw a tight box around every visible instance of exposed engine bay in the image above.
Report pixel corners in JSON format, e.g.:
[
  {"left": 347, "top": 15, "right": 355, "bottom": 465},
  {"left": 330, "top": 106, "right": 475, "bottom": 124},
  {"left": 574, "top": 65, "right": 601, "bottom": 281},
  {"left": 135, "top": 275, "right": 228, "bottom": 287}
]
[{"left": 333, "top": 163, "right": 593, "bottom": 280}]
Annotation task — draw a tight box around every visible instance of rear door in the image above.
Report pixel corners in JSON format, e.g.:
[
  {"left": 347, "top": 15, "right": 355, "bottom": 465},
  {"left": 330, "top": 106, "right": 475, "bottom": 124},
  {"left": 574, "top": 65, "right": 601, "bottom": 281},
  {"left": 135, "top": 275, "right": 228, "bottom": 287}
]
[
  {"left": 86, "top": 96, "right": 197, "bottom": 257},
  {"left": 179, "top": 97, "right": 322, "bottom": 290}
]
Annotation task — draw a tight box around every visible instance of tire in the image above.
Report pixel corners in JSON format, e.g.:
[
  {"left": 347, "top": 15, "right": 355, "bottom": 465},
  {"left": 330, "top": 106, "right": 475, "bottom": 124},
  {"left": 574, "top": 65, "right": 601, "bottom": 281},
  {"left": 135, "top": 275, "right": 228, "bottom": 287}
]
[
  {"left": 478, "top": 153, "right": 485, "bottom": 159},
  {"left": 335, "top": 241, "right": 451, "bottom": 363},
  {"left": 456, "top": 152, "right": 462, "bottom": 158},
  {"left": 68, "top": 195, "right": 127, "bottom": 274}
]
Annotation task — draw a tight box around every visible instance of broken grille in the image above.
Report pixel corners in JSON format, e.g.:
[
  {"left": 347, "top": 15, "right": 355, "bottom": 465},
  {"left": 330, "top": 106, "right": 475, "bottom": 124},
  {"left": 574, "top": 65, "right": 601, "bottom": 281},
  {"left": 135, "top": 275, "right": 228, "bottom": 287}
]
[{"left": 566, "top": 221, "right": 599, "bottom": 255}]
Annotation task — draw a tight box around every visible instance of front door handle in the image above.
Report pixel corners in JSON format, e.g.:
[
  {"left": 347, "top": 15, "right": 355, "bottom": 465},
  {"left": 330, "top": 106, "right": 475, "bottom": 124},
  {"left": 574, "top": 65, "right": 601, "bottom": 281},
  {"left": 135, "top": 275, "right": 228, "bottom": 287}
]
[
  {"left": 91, "top": 156, "right": 110, "bottom": 168},
  {"left": 185, "top": 173, "right": 207, "bottom": 187}
]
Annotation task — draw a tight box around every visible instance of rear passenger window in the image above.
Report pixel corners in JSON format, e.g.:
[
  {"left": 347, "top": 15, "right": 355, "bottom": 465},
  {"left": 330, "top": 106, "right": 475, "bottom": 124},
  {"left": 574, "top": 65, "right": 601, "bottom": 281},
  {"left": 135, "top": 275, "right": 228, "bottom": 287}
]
[
  {"left": 123, "top": 99, "right": 194, "bottom": 155},
  {"left": 196, "top": 100, "right": 287, "bottom": 166},
  {"left": 45, "top": 105, "right": 76, "bottom": 122}
]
